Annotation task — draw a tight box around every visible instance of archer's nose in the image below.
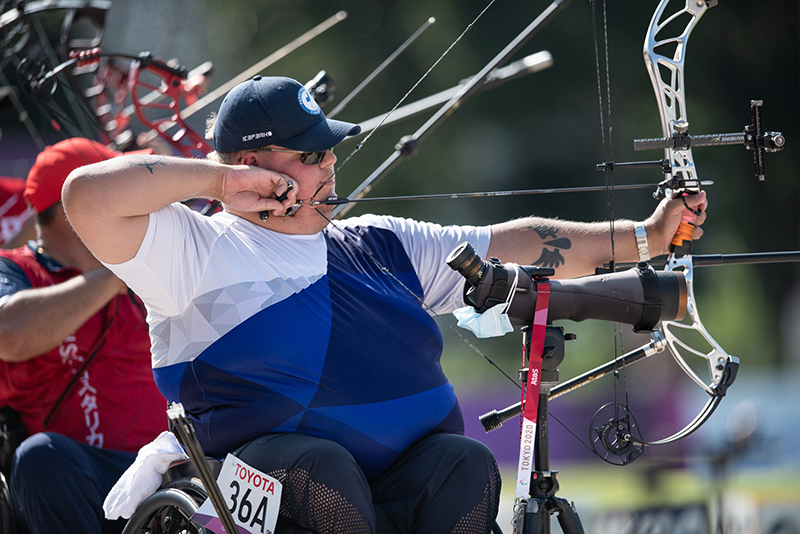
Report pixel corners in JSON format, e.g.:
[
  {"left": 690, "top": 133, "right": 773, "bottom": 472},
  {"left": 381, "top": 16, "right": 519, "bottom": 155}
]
[{"left": 320, "top": 149, "right": 337, "bottom": 168}]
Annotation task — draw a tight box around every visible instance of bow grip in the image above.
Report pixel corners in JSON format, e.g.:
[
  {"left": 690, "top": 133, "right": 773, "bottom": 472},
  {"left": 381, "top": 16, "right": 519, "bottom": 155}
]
[{"left": 669, "top": 192, "right": 699, "bottom": 257}]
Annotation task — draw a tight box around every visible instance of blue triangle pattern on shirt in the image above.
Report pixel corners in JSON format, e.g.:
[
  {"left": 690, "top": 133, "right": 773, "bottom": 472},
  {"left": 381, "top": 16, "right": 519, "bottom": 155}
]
[{"left": 307, "top": 383, "right": 456, "bottom": 451}]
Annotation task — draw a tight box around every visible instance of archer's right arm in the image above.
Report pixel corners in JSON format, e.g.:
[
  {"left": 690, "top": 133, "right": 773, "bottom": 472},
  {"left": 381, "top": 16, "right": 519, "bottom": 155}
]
[{"left": 62, "top": 155, "right": 295, "bottom": 264}]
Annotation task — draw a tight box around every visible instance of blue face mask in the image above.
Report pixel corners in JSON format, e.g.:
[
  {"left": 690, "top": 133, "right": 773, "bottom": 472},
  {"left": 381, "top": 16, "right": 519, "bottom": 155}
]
[{"left": 452, "top": 264, "right": 520, "bottom": 338}]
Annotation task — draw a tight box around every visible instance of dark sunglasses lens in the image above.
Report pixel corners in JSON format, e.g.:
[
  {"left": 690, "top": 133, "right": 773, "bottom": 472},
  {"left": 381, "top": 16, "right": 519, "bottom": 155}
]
[{"left": 300, "top": 151, "right": 326, "bottom": 165}]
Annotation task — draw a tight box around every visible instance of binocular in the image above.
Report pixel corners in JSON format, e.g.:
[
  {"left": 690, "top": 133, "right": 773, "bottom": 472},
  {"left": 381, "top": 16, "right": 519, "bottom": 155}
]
[{"left": 446, "top": 242, "right": 686, "bottom": 331}]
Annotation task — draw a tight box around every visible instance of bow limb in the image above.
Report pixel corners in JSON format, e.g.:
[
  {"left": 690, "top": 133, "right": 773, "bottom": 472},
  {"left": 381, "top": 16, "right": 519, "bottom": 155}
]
[
  {"left": 644, "top": 0, "right": 739, "bottom": 443},
  {"left": 622, "top": 256, "right": 739, "bottom": 447},
  {"left": 1, "top": 0, "right": 111, "bottom": 67},
  {"left": 643, "top": 0, "right": 709, "bottom": 247}
]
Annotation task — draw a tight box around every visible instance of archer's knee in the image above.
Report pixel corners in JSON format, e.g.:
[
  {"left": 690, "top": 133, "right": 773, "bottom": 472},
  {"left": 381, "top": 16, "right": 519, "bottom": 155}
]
[
  {"left": 10, "top": 433, "right": 66, "bottom": 486},
  {"left": 10, "top": 432, "right": 80, "bottom": 514},
  {"left": 293, "top": 438, "right": 366, "bottom": 482}
]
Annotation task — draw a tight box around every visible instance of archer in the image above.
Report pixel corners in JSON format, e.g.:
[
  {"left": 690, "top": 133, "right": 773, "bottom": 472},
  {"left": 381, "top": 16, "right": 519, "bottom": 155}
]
[{"left": 62, "top": 75, "right": 706, "bottom": 533}]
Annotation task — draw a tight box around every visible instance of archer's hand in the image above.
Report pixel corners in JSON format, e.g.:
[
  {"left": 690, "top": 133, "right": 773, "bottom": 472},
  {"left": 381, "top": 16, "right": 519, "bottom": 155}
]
[
  {"left": 219, "top": 165, "right": 299, "bottom": 216},
  {"left": 644, "top": 191, "right": 708, "bottom": 257}
]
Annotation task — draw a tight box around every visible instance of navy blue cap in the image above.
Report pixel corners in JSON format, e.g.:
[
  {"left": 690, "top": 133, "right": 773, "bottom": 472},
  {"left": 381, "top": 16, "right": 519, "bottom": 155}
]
[{"left": 213, "top": 76, "right": 361, "bottom": 153}]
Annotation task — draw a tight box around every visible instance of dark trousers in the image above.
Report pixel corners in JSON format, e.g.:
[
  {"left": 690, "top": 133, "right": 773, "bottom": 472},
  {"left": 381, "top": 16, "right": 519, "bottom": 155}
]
[
  {"left": 10, "top": 432, "right": 135, "bottom": 534},
  {"left": 235, "top": 432, "right": 501, "bottom": 534}
]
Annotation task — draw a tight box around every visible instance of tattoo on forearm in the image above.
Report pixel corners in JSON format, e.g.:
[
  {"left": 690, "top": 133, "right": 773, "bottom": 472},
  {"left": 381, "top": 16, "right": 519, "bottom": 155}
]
[
  {"left": 534, "top": 248, "right": 566, "bottom": 268},
  {"left": 129, "top": 156, "right": 165, "bottom": 174},
  {"left": 528, "top": 224, "right": 558, "bottom": 240},
  {"left": 526, "top": 224, "right": 572, "bottom": 268},
  {"left": 542, "top": 237, "right": 571, "bottom": 250}
]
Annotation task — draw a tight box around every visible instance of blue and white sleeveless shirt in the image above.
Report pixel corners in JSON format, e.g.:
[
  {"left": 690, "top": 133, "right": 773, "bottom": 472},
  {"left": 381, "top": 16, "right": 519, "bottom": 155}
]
[{"left": 107, "top": 204, "right": 490, "bottom": 479}]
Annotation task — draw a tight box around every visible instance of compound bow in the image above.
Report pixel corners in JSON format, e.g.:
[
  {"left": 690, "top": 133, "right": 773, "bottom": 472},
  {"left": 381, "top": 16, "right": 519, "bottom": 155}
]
[
  {"left": 324, "top": 0, "right": 792, "bottom": 467},
  {"left": 587, "top": 0, "right": 740, "bottom": 463}
]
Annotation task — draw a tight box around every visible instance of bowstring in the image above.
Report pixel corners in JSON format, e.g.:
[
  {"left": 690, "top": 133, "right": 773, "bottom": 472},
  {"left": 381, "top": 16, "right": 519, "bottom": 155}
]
[
  {"left": 28, "top": 15, "right": 95, "bottom": 137},
  {"left": 591, "top": 0, "right": 632, "bottom": 428},
  {"left": 36, "top": 73, "right": 121, "bottom": 145},
  {"left": 524, "top": 0, "right": 631, "bottom": 461}
]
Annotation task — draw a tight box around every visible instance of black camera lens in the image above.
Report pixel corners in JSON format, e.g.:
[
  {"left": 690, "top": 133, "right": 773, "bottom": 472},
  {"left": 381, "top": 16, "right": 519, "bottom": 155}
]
[{"left": 446, "top": 242, "right": 486, "bottom": 286}]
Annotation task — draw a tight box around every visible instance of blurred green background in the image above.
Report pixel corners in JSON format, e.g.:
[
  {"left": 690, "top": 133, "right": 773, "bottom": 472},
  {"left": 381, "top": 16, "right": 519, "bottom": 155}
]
[{"left": 1, "top": 0, "right": 798, "bottom": 531}]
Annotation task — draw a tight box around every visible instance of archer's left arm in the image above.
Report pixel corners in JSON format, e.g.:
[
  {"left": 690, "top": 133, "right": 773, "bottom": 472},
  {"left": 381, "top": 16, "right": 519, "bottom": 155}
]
[{"left": 486, "top": 191, "right": 707, "bottom": 279}]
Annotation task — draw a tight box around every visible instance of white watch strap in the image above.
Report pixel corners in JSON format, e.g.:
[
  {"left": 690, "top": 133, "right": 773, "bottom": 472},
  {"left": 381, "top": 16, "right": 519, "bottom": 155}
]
[{"left": 634, "top": 222, "right": 650, "bottom": 262}]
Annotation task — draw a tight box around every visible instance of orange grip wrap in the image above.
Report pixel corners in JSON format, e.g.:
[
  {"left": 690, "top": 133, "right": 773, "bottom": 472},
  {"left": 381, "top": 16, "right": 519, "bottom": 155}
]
[{"left": 670, "top": 211, "right": 696, "bottom": 256}]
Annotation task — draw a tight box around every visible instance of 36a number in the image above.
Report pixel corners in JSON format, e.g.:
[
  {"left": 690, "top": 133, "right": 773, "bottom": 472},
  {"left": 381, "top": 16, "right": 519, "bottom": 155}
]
[{"left": 227, "top": 480, "right": 270, "bottom": 533}]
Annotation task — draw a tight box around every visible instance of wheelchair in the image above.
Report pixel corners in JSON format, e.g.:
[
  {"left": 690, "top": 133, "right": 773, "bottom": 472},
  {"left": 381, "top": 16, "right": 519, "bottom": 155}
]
[
  {"left": 125, "top": 404, "right": 504, "bottom": 534},
  {"left": 0, "top": 448, "right": 216, "bottom": 534},
  {"left": 121, "top": 456, "right": 433, "bottom": 534}
]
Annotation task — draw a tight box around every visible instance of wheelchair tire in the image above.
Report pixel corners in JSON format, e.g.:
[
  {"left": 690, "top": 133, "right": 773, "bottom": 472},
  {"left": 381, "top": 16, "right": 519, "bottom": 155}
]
[{"left": 122, "top": 487, "right": 210, "bottom": 534}]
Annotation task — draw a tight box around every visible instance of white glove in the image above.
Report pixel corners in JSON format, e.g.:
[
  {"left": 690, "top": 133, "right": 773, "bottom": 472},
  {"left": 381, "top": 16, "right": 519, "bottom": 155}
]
[{"left": 103, "top": 431, "right": 189, "bottom": 520}]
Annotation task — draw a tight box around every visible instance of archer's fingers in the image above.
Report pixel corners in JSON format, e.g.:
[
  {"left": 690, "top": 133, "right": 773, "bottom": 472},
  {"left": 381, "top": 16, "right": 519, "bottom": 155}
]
[
  {"left": 275, "top": 178, "right": 299, "bottom": 204},
  {"left": 682, "top": 190, "right": 708, "bottom": 212},
  {"left": 695, "top": 206, "right": 708, "bottom": 226},
  {"left": 253, "top": 198, "right": 287, "bottom": 214},
  {"left": 683, "top": 191, "right": 708, "bottom": 227},
  {"left": 269, "top": 177, "right": 299, "bottom": 217},
  {"left": 693, "top": 226, "right": 704, "bottom": 240}
]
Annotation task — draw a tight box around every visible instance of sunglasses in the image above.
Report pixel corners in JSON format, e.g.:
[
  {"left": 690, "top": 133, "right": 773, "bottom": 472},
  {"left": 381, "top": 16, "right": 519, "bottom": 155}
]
[{"left": 258, "top": 147, "right": 329, "bottom": 165}]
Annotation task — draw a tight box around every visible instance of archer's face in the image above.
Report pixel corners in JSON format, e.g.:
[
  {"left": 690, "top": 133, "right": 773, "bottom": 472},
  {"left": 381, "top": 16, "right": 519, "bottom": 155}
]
[{"left": 252, "top": 147, "right": 338, "bottom": 234}]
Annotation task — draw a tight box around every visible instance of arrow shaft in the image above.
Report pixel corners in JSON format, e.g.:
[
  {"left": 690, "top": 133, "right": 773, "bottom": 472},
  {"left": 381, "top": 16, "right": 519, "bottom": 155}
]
[{"left": 314, "top": 180, "right": 714, "bottom": 205}]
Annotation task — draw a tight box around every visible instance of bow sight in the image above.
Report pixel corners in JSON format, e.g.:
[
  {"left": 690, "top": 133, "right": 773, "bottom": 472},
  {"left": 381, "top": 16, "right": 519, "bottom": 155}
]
[
  {"left": 446, "top": 241, "right": 687, "bottom": 332},
  {"left": 635, "top": 100, "right": 786, "bottom": 187},
  {"left": 597, "top": 100, "right": 786, "bottom": 193}
]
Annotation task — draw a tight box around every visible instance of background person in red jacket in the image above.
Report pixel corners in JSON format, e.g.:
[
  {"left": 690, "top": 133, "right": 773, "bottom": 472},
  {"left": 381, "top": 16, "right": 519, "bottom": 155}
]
[
  {"left": 0, "top": 138, "right": 167, "bottom": 534},
  {"left": 0, "top": 175, "right": 35, "bottom": 249}
]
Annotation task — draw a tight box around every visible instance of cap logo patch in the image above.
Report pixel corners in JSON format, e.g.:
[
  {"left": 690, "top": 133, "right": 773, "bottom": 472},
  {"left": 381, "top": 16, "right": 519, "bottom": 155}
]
[
  {"left": 297, "top": 87, "right": 321, "bottom": 115},
  {"left": 242, "top": 131, "right": 273, "bottom": 142}
]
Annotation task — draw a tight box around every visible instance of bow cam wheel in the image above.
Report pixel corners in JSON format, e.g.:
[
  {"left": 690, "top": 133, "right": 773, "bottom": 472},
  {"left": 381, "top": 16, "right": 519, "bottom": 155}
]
[{"left": 589, "top": 402, "right": 645, "bottom": 466}]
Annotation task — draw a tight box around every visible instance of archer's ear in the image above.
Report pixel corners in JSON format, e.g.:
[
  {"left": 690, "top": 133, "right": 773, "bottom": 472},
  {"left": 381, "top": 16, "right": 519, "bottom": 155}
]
[{"left": 240, "top": 152, "right": 259, "bottom": 166}]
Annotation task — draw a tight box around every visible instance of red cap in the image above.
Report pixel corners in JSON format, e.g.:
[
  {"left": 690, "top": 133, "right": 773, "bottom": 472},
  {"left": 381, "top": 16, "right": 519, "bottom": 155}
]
[{"left": 24, "top": 138, "right": 122, "bottom": 213}]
